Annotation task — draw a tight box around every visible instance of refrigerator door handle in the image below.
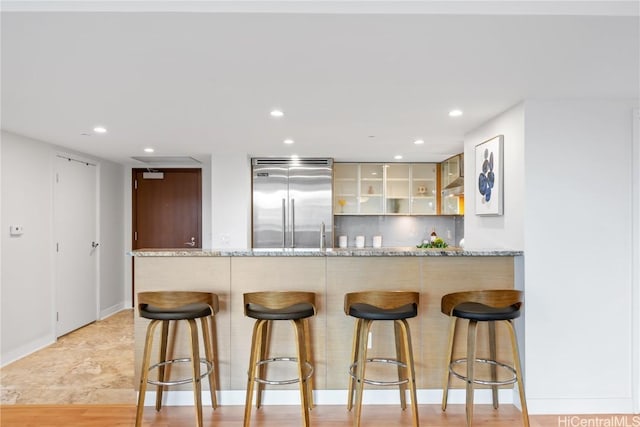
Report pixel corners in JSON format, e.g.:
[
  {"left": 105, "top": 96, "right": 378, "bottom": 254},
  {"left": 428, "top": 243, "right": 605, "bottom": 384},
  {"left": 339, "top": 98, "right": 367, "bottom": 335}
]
[
  {"left": 291, "top": 198, "right": 295, "bottom": 248},
  {"left": 281, "top": 198, "right": 286, "bottom": 248}
]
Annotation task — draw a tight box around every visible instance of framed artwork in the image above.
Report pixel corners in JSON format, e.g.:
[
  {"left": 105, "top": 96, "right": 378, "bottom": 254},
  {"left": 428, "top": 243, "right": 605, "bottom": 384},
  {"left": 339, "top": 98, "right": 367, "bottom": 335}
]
[{"left": 475, "top": 135, "right": 503, "bottom": 216}]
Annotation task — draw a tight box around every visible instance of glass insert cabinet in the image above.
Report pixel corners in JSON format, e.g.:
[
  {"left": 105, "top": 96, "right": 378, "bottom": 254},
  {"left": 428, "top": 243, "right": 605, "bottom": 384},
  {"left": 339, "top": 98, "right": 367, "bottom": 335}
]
[{"left": 334, "top": 163, "right": 441, "bottom": 215}]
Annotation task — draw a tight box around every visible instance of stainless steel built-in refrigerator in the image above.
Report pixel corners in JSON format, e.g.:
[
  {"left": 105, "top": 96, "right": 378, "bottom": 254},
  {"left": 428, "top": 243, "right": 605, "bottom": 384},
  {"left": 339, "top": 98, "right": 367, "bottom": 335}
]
[{"left": 252, "top": 158, "right": 333, "bottom": 248}]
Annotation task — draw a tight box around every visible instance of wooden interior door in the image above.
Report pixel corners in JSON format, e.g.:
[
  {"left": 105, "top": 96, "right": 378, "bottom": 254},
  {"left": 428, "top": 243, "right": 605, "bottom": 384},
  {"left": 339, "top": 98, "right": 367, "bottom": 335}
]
[{"left": 132, "top": 168, "right": 202, "bottom": 250}]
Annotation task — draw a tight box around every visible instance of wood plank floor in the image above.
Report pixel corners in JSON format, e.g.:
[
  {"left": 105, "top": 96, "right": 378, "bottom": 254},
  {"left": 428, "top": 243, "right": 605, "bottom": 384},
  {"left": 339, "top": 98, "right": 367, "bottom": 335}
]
[{"left": 0, "top": 404, "right": 617, "bottom": 427}]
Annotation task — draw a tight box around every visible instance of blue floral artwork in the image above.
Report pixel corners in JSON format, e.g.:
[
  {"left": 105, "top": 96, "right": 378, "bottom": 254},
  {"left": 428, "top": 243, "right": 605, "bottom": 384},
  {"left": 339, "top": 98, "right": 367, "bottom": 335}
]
[
  {"left": 478, "top": 148, "right": 495, "bottom": 202},
  {"left": 475, "top": 135, "right": 503, "bottom": 215}
]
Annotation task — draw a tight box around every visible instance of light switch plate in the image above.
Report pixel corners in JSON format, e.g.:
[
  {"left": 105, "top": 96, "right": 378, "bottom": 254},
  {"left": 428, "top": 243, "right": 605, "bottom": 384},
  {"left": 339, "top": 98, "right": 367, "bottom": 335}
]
[{"left": 10, "top": 225, "right": 24, "bottom": 236}]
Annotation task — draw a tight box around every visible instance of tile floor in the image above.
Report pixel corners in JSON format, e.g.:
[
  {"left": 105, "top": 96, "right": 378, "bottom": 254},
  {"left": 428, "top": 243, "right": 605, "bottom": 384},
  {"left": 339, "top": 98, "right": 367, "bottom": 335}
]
[{"left": 0, "top": 309, "right": 135, "bottom": 404}]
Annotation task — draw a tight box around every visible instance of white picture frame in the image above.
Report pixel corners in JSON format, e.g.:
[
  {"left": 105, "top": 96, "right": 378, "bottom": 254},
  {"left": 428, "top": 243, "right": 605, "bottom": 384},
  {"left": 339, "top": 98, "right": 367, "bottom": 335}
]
[{"left": 475, "top": 135, "right": 504, "bottom": 216}]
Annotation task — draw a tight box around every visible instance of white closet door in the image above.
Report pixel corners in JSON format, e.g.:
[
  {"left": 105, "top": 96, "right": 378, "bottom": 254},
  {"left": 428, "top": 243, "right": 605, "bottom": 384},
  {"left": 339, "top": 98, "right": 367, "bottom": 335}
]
[{"left": 54, "top": 155, "right": 98, "bottom": 337}]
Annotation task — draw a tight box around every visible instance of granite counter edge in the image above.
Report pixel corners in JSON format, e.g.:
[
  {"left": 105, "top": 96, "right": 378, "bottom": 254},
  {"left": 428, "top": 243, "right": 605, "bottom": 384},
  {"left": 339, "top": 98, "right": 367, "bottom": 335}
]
[{"left": 129, "top": 249, "right": 523, "bottom": 257}]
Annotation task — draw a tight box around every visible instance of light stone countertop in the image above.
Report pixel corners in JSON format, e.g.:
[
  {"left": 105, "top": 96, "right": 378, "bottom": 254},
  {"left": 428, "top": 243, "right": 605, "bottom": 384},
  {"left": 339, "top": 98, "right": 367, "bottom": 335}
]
[{"left": 130, "top": 247, "right": 523, "bottom": 257}]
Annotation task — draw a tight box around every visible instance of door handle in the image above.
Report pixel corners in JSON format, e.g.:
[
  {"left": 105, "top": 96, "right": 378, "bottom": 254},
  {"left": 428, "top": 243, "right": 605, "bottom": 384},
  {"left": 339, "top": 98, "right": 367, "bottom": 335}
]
[
  {"left": 184, "top": 237, "right": 196, "bottom": 247},
  {"left": 91, "top": 241, "right": 99, "bottom": 248},
  {"left": 291, "top": 198, "right": 295, "bottom": 248},
  {"left": 281, "top": 198, "right": 286, "bottom": 249}
]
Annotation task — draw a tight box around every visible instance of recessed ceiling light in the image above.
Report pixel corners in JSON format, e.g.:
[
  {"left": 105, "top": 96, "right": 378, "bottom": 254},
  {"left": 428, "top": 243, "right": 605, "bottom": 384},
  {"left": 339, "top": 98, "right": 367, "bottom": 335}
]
[
  {"left": 93, "top": 126, "right": 107, "bottom": 133},
  {"left": 449, "top": 109, "right": 463, "bottom": 117},
  {"left": 394, "top": 155, "right": 403, "bottom": 160},
  {"left": 414, "top": 139, "right": 424, "bottom": 145},
  {"left": 144, "top": 148, "right": 155, "bottom": 153},
  {"left": 270, "top": 110, "right": 284, "bottom": 117},
  {"left": 283, "top": 139, "right": 294, "bottom": 145}
]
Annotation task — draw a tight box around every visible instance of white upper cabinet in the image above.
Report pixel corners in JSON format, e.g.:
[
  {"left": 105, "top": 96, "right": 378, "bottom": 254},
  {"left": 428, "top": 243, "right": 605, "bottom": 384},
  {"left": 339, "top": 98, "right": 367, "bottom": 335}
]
[
  {"left": 334, "top": 162, "right": 440, "bottom": 215},
  {"left": 441, "top": 154, "right": 464, "bottom": 215},
  {"left": 411, "top": 163, "right": 438, "bottom": 215}
]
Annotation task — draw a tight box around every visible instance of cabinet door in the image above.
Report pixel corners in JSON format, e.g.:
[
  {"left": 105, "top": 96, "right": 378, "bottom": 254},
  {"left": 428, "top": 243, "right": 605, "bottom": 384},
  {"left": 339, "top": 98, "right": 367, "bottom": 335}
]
[
  {"left": 385, "top": 164, "right": 411, "bottom": 214},
  {"left": 442, "top": 194, "right": 464, "bottom": 215},
  {"left": 411, "top": 163, "right": 437, "bottom": 215},
  {"left": 441, "top": 155, "right": 460, "bottom": 187},
  {"left": 334, "top": 163, "right": 358, "bottom": 214},
  {"left": 441, "top": 155, "right": 463, "bottom": 215},
  {"left": 359, "top": 164, "right": 384, "bottom": 214}
]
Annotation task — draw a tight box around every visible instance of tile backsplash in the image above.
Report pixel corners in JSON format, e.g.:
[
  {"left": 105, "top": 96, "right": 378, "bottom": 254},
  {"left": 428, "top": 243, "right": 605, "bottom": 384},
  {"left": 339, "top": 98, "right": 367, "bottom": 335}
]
[{"left": 333, "top": 215, "right": 464, "bottom": 248}]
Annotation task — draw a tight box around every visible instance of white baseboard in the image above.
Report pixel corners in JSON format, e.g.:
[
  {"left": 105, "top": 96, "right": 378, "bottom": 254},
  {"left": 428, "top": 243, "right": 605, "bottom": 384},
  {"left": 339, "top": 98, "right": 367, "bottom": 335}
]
[
  {"left": 526, "top": 398, "right": 636, "bottom": 415},
  {"left": 141, "top": 390, "right": 638, "bottom": 415},
  {"left": 99, "top": 303, "right": 128, "bottom": 320},
  {"left": 0, "top": 333, "right": 55, "bottom": 368},
  {"left": 142, "top": 388, "right": 515, "bottom": 407}
]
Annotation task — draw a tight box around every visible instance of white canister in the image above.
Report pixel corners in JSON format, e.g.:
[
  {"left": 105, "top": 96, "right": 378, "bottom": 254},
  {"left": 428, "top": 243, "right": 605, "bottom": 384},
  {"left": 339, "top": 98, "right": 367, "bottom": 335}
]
[
  {"left": 372, "top": 235, "right": 382, "bottom": 248},
  {"left": 355, "top": 235, "right": 365, "bottom": 248},
  {"left": 338, "top": 235, "right": 348, "bottom": 248}
]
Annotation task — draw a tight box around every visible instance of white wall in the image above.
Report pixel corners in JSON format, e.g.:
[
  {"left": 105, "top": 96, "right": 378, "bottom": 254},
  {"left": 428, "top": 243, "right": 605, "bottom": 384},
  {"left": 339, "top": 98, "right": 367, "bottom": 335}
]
[
  {"left": 211, "top": 152, "right": 252, "bottom": 248},
  {"left": 1, "top": 132, "right": 56, "bottom": 365},
  {"left": 99, "top": 160, "right": 125, "bottom": 318},
  {"left": 464, "top": 99, "right": 638, "bottom": 413},
  {"left": 1, "top": 130, "right": 126, "bottom": 365},
  {"left": 523, "top": 99, "right": 637, "bottom": 414},
  {"left": 464, "top": 102, "right": 525, "bottom": 250}
]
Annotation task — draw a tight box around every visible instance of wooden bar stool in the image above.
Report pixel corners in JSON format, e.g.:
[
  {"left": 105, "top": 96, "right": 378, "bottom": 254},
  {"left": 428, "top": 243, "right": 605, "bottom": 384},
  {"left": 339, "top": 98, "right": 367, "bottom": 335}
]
[
  {"left": 441, "top": 289, "right": 529, "bottom": 427},
  {"left": 344, "top": 291, "right": 420, "bottom": 427},
  {"left": 243, "top": 291, "right": 316, "bottom": 427},
  {"left": 136, "top": 291, "right": 219, "bottom": 427}
]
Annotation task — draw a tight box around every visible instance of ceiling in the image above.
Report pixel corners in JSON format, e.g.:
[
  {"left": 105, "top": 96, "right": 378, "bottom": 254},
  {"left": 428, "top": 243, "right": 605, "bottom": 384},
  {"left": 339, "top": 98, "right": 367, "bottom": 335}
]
[{"left": 1, "top": 1, "right": 638, "bottom": 165}]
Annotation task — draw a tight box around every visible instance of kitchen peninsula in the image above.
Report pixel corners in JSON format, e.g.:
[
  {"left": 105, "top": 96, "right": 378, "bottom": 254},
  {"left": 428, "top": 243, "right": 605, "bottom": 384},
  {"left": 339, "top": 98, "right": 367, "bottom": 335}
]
[{"left": 131, "top": 248, "right": 523, "bottom": 403}]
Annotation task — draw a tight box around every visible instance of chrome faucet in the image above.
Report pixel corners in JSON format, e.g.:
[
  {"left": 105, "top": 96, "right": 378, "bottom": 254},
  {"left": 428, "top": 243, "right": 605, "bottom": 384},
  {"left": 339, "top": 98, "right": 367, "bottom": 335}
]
[{"left": 320, "top": 222, "right": 326, "bottom": 249}]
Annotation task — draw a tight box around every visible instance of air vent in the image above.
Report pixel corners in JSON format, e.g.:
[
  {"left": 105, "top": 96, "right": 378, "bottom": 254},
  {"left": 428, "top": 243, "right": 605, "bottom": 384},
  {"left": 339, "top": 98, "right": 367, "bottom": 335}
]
[
  {"left": 252, "top": 158, "right": 333, "bottom": 166},
  {"left": 131, "top": 156, "right": 202, "bottom": 165}
]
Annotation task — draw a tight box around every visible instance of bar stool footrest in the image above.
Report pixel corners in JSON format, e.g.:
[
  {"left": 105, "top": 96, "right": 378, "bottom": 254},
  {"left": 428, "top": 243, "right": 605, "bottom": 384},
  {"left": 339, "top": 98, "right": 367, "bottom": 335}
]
[
  {"left": 449, "top": 357, "right": 517, "bottom": 386},
  {"left": 349, "top": 357, "right": 409, "bottom": 386},
  {"left": 253, "top": 357, "right": 314, "bottom": 385},
  {"left": 147, "top": 357, "right": 213, "bottom": 386}
]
